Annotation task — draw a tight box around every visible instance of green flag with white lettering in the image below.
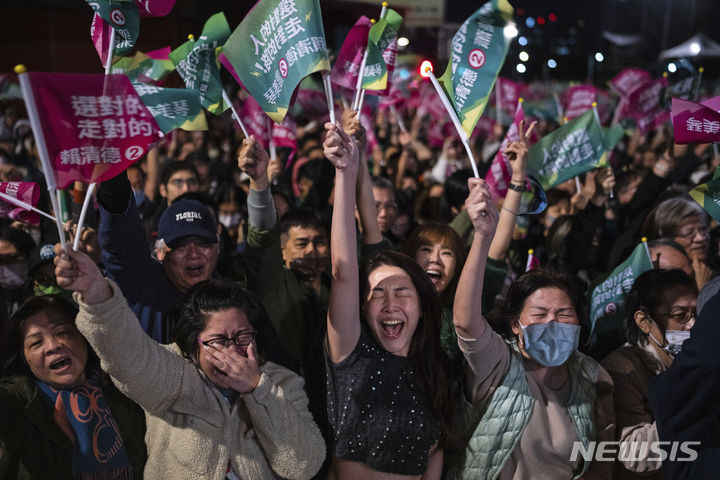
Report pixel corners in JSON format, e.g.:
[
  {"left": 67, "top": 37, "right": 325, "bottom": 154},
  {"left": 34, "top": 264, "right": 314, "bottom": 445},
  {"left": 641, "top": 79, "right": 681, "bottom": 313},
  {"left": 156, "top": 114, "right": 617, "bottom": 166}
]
[
  {"left": 589, "top": 242, "right": 653, "bottom": 335},
  {"left": 111, "top": 49, "right": 174, "bottom": 85},
  {"left": 220, "top": 0, "right": 330, "bottom": 124},
  {"left": 133, "top": 83, "right": 208, "bottom": 133},
  {"left": 527, "top": 109, "right": 608, "bottom": 190},
  {"left": 438, "top": 0, "right": 514, "bottom": 137},
  {"left": 690, "top": 166, "right": 720, "bottom": 223},
  {"left": 169, "top": 12, "right": 231, "bottom": 115},
  {"left": 361, "top": 8, "right": 403, "bottom": 91}
]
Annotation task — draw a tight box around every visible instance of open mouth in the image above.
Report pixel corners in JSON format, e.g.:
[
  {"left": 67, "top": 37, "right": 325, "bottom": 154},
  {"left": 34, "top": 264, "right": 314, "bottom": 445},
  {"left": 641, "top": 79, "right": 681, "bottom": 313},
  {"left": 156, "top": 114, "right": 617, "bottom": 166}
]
[
  {"left": 380, "top": 319, "right": 404, "bottom": 339},
  {"left": 425, "top": 269, "right": 442, "bottom": 285},
  {"left": 49, "top": 358, "right": 71, "bottom": 371},
  {"left": 186, "top": 265, "right": 204, "bottom": 276}
]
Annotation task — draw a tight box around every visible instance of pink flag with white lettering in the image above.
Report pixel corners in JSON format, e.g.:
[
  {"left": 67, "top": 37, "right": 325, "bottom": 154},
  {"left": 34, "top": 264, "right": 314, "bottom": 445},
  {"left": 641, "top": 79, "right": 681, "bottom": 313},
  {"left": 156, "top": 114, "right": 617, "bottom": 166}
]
[
  {"left": 24, "top": 72, "right": 162, "bottom": 190},
  {"left": 671, "top": 97, "right": 720, "bottom": 144},
  {"left": 330, "top": 16, "right": 372, "bottom": 91},
  {"left": 0, "top": 182, "right": 41, "bottom": 226},
  {"left": 486, "top": 102, "right": 525, "bottom": 200},
  {"left": 495, "top": 77, "right": 527, "bottom": 115},
  {"left": 610, "top": 68, "right": 651, "bottom": 98},
  {"left": 563, "top": 85, "right": 597, "bottom": 121},
  {"left": 238, "top": 95, "right": 270, "bottom": 149},
  {"left": 628, "top": 77, "right": 669, "bottom": 135}
]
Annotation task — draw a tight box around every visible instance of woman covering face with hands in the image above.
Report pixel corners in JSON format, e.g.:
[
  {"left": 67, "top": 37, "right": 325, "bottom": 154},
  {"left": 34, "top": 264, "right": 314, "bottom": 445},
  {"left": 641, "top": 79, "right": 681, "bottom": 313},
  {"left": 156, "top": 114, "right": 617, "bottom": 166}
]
[
  {"left": 53, "top": 245, "right": 325, "bottom": 480},
  {"left": 323, "top": 122, "right": 459, "bottom": 480}
]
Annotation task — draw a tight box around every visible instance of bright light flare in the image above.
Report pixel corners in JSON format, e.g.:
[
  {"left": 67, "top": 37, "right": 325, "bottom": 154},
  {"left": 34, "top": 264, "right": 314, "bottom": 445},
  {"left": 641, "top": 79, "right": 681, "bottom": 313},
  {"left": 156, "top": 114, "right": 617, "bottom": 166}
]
[
  {"left": 504, "top": 23, "right": 518, "bottom": 38},
  {"left": 519, "top": 51, "right": 529, "bottom": 62},
  {"left": 397, "top": 37, "right": 409, "bottom": 47},
  {"left": 420, "top": 60, "right": 433, "bottom": 77}
]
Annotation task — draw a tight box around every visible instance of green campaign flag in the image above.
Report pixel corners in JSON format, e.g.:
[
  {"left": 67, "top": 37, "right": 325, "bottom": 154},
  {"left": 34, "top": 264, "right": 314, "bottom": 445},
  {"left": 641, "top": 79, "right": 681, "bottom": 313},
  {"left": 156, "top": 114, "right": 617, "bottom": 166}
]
[
  {"left": 86, "top": 0, "right": 140, "bottom": 57},
  {"left": 361, "top": 8, "right": 403, "bottom": 91},
  {"left": 589, "top": 242, "right": 653, "bottom": 335},
  {"left": 690, "top": 166, "right": 720, "bottom": 223},
  {"left": 220, "top": 0, "right": 330, "bottom": 124},
  {"left": 112, "top": 50, "right": 174, "bottom": 85},
  {"left": 523, "top": 98, "right": 559, "bottom": 121},
  {"left": 527, "top": 109, "right": 608, "bottom": 190},
  {"left": 603, "top": 124, "right": 624, "bottom": 153},
  {"left": 133, "top": 83, "right": 208, "bottom": 133},
  {"left": 169, "top": 12, "right": 231, "bottom": 115},
  {"left": 438, "top": 0, "right": 514, "bottom": 137}
]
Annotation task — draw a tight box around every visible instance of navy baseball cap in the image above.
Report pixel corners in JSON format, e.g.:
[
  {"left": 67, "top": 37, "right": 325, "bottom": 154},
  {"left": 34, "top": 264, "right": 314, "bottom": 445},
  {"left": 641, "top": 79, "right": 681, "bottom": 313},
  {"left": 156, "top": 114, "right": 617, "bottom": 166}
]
[{"left": 158, "top": 199, "right": 218, "bottom": 247}]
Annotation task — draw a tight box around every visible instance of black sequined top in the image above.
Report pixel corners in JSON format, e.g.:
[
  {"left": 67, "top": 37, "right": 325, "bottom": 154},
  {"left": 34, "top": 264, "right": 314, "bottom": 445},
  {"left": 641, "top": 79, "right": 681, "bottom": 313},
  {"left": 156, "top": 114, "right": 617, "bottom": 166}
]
[{"left": 325, "top": 327, "right": 442, "bottom": 475}]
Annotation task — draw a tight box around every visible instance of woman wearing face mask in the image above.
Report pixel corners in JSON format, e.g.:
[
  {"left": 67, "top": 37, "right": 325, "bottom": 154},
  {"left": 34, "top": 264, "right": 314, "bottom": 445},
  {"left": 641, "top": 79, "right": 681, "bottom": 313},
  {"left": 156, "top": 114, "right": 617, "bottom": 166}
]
[
  {"left": 601, "top": 269, "right": 697, "bottom": 480},
  {"left": 324, "top": 123, "right": 459, "bottom": 479},
  {"left": 52, "top": 247, "right": 325, "bottom": 480},
  {"left": 450, "top": 176, "right": 615, "bottom": 479},
  {"left": 0, "top": 294, "right": 147, "bottom": 479},
  {"left": 0, "top": 225, "right": 36, "bottom": 317}
]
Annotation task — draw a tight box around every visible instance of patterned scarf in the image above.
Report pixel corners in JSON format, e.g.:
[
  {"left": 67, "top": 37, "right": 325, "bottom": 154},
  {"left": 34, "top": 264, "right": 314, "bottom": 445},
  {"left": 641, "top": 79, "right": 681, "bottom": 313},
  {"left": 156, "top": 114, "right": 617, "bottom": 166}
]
[{"left": 37, "top": 369, "right": 132, "bottom": 480}]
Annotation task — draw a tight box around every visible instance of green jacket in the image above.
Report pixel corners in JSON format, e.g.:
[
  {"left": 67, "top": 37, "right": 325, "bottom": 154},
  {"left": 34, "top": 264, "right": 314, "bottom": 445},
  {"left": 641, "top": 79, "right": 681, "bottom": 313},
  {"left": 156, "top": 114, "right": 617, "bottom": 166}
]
[
  {"left": 0, "top": 374, "right": 146, "bottom": 480},
  {"left": 455, "top": 347, "right": 598, "bottom": 480}
]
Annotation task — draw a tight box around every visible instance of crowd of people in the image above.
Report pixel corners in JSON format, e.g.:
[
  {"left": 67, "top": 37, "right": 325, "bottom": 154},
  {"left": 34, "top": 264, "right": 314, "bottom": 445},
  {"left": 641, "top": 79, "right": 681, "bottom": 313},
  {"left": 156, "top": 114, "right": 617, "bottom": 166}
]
[{"left": 0, "top": 76, "right": 719, "bottom": 480}]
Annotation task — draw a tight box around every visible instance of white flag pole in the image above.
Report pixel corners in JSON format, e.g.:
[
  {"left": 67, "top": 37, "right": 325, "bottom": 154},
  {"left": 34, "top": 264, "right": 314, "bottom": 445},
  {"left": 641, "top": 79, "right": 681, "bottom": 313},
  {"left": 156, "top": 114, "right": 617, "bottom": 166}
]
[
  {"left": 104, "top": 28, "right": 116, "bottom": 75},
  {"left": 15, "top": 65, "right": 68, "bottom": 251},
  {"left": 390, "top": 104, "right": 406, "bottom": 132},
  {"left": 354, "top": 2, "right": 389, "bottom": 112},
  {"left": 424, "top": 65, "right": 479, "bottom": 178},
  {"left": 642, "top": 237, "right": 654, "bottom": 268},
  {"left": 268, "top": 118, "right": 277, "bottom": 161},
  {"left": 0, "top": 190, "right": 58, "bottom": 222},
  {"left": 321, "top": 71, "right": 336, "bottom": 124},
  {"left": 222, "top": 90, "right": 250, "bottom": 138}
]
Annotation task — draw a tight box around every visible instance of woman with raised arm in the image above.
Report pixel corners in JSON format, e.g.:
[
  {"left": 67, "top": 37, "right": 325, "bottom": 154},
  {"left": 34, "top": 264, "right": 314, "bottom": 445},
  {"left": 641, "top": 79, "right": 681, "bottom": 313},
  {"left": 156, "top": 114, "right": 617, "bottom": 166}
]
[
  {"left": 450, "top": 179, "right": 615, "bottom": 478},
  {"left": 52, "top": 246, "right": 325, "bottom": 480},
  {"left": 323, "top": 122, "right": 458, "bottom": 480}
]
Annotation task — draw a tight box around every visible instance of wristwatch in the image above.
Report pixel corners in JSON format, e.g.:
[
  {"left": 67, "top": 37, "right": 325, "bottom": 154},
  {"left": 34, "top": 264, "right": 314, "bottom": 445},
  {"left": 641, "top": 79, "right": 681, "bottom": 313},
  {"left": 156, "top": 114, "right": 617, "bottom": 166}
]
[{"left": 507, "top": 181, "right": 525, "bottom": 192}]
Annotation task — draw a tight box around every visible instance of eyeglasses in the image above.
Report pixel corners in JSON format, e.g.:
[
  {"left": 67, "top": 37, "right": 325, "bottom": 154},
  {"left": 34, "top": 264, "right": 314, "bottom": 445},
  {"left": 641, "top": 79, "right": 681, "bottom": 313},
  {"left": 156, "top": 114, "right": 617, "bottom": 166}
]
[
  {"left": 661, "top": 309, "right": 697, "bottom": 324},
  {"left": 199, "top": 331, "right": 257, "bottom": 349},
  {"left": 168, "top": 177, "right": 199, "bottom": 188},
  {"left": 676, "top": 225, "right": 710, "bottom": 240}
]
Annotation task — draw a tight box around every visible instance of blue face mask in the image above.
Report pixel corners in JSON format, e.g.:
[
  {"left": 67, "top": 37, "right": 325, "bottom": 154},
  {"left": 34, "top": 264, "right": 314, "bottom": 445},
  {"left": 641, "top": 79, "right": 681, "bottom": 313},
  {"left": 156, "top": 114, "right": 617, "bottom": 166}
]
[
  {"left": 518, "top": 320, "right": 580, "bottom": 367},
  {"left": 133, "top": 189, "right": 146, "bottom": 206}
]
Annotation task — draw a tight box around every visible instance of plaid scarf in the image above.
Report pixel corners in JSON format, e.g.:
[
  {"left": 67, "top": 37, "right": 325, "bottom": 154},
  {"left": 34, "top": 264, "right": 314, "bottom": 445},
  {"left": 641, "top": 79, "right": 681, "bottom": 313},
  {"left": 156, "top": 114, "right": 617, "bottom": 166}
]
[{"left": 37, "top": 369, "right": 132, "bottom": 480}]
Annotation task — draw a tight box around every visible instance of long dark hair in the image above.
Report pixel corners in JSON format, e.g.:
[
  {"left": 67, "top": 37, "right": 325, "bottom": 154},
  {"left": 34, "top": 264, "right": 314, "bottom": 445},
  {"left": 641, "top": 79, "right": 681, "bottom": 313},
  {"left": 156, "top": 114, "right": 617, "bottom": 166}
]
[
  {"left": 169, "top": 279, "right": 269, "bottom": 365},
  {"left": 624, "top": 269, "right": 697, "bottom": 347},
  {"left": 360, "top": 250, "right": 461, "bottom": 451}
]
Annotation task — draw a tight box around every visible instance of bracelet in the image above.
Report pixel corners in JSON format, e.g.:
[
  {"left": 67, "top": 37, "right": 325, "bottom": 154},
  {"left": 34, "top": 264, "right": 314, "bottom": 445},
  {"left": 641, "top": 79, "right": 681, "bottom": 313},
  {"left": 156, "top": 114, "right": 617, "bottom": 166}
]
[
  {"left": 507, "top": 181, "right": 525, "bottom": 193},
  {"left": 502, "top": 206, "right": 518, "bottom": 215}
]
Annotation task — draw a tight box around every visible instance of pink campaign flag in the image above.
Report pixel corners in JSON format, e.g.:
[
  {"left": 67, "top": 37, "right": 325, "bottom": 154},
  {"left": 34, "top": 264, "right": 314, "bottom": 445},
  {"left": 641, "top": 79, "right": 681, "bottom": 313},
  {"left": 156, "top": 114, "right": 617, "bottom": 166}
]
[
  {"left": 702, "top": 95, "right": 720, "bottom": 112},
  {"left": 671, "top": 97, "right": 720, "bottom": 144},
  {"left": 239, "top": 96, "right": 271, "bottom": 149},
  {"left": 628, "top": 77, "right": 669, "bottom": 135},
  {"left": 24, "top": 72, "right": 162, "bottom": 189},
  {"left": 485, "top": 101, "right": 536, "bottom": 200},
  {"left": 495, "top": 77, "right": 527, "bottom": 115},
  {"left": 330, "top": 16, "right": 372, "bottom": 91},
  {"left": 0, "top": 182, "right": 41, "bottom": 226},
  {"left": 610, "top": 68, "right": 651, "bottom": 98},
  {"left": 272, "top": 115, "right": 297, "bottom": 150},
  {"left": 135, "top": 0, "right": 176, "bottom": 17},
  {"left": 563, "top": 85, "right": 597, "bottom": 121}
]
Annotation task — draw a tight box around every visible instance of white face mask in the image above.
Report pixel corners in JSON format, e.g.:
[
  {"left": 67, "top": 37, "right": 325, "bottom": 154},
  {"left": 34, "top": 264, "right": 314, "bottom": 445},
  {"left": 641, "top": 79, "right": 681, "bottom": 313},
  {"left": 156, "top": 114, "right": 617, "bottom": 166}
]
[
  {"left": 219, "top": 212, "right": 242, "bottom": 229},
  {"left": 648, "top": 327, "right": 691, "bottom": 357}
]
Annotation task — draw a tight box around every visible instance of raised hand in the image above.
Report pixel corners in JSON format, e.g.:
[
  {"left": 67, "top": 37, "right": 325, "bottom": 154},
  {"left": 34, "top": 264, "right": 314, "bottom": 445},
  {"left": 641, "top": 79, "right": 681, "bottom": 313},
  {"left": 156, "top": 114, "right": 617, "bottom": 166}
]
[
  {"left": 202, "top": 341, "right": 261, "bottom": 393},
  {"left": 594, "top": 167, "right": 616, "bottom": 196},
  {"left": 53, "top": 244, "right": 112, "bottom": 304},
  {"left": 466, "top": 178, "right": 499, "bottom": 237},
  {"left": 341, "top": 109, "right": 367, "bottom": 154},
  {"left": 64, "top": 220, "right": 102, "bottom": 264},
  {"left": 237, "top": 135, "right": 270, "bottom": 189},
  {"left": 323, "top": 122, "right": 359, "bottom": 173},
  {"left": 505, "top": 120, "right": 537, "bottom": 183}
]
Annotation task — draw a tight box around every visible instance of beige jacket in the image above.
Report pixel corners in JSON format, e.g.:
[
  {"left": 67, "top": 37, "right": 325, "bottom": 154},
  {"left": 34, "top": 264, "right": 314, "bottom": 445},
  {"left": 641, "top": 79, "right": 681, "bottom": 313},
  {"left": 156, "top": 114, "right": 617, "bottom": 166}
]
[{"left": 75, "top": 280, "right": 325, "bottom": 480}]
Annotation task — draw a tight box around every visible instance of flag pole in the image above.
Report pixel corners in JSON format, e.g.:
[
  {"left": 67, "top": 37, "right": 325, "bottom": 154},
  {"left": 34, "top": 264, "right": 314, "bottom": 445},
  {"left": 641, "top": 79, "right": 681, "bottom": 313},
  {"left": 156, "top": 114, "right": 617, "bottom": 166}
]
[
  {"left": 222, "top": 90, "right": 249, "bottom": 138},
  {"left": 268, "top": 118, "right": 277, "bottom": 161},
  {"left": 321, "top": 71, "right": 336, "bottom": 124},
  {"left": 642, "top": 237, "right": 654, "bottom": 267},
  {"left": 75, "top": 28, "right": 117, "bottom": 251},
  {"left": 495, "top": 77, "right": 502, "bottom": 125},
  {"left": 525, "top": 249, "right": 535, "bottom": 272},
  {"left": 354, "top": 2, "right": 389, "bottom": 112},
  {"left": 390, "top": 104, "right": 406, "bottom": 132},
  {"left": 424, "top": 65, "right": 480, "bottom": 178},
  {"left": 694, "top": 66, "right": 704, "bottom": 100},
  {"left": 14, "top": 65, "right": 68, "bottom": 251},
  {"left": 592, "top": 101, "right": 614, "bottom": 198},
  {"left": 0, "top": 190, "right": 58, "bottom": 222}
]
